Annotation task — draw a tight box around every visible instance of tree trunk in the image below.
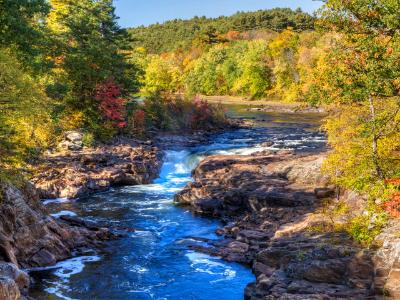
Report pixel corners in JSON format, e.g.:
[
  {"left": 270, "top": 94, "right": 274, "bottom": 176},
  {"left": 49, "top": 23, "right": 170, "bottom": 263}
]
[{"left": 369, "top": 95, "right": 383, "bottom": 178}]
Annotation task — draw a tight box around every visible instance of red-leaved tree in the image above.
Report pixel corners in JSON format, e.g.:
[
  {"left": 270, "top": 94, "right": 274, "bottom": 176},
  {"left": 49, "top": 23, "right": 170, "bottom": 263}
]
[
  {"left": 384, "top": 179, "right": 400, "bottom": 218},
  {"left": 131, "top": 109, "right": 146, "bottom": 135},
  {"left": 95, "top": 79, "right": 127, "bottom": 128},
  {"left": 190, "top": 96, "right": 214, "bottom": 130}
]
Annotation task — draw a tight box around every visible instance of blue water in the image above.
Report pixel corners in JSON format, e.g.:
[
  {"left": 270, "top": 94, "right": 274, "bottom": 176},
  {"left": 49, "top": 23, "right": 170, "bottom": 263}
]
[{"left": 29, "top": 109, "right": 325, "bottom": 300}]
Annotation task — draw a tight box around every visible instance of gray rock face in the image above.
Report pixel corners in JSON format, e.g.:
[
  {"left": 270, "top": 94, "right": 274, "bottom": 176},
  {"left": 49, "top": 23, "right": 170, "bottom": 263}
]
[{"left": 175, "top": 151, "right": 327, "bottom": 216}]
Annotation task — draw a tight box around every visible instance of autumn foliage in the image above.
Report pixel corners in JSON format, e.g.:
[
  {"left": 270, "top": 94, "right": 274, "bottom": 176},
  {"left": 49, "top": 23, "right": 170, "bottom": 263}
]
[
  {"left": 130, "top": 109, "right": 146, "bottom": 135},
  {"left": 384, "top": 179, "right": 400, "bottom": 218},
  {"left": 190, "top": 97, "right": 214, "bottom": 129},
  {"left": 95, "top": 80, "right": 127, "bottom": 128}
]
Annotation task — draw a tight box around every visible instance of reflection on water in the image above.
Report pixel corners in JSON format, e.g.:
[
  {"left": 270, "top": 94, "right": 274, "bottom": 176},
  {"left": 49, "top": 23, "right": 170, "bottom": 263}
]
[{"left": 29, "top": 108, "right": 325, "bottom": 300}]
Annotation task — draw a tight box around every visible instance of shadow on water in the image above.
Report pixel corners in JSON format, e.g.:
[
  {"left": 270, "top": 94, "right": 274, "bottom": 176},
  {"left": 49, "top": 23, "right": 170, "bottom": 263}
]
[{"left": 28, "top": 108, "right": 326, "bottom": 300}]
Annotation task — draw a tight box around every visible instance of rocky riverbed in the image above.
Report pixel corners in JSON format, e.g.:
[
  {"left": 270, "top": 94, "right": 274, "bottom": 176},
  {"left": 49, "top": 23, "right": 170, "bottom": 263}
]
[{"left": 175, "top": 150, "right": 400, "bottom": 299}]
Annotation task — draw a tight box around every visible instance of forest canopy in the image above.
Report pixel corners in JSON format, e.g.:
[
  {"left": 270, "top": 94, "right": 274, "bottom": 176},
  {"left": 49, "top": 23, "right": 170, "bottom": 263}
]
[{"left": 127, "top": 8, "right": 315, "bottom": 53}]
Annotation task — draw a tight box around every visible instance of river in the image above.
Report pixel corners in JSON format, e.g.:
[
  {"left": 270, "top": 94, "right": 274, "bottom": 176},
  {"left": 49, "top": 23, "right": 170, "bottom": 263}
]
[{"left": 28, "top": 105, "right": 325, "bottom": 300}]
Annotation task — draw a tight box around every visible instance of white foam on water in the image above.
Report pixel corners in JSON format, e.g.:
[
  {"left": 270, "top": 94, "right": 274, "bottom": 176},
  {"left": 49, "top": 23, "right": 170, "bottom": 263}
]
[
  {"left": 169, "top": 177, "right": 191, "bottom": 184},
  {"left": 129, "top": 265, "right": 149, "bottom": 274},
  {"left": 185, "top": 252, "right": 236, "bottom": 282},
  {"left": 28, "top": 255, "right": 101, "bottom": 300},
  {"left": 50, "top": 210, "right": 77, "bottom": 218},
  {"left": 132, "top": 230, "right": 154, "bottom": 237},
  {"left": 28, "top": 255, "right": 101, "bottom": 276},
  {"left": 174, "top": 162, "right": 188, "bottom": 174},
  {"left": 213, "top": 145, "right": 275, "bottom": 156},
  {"left": 43, "top": 198, "right": 70, "bottom": 205}
]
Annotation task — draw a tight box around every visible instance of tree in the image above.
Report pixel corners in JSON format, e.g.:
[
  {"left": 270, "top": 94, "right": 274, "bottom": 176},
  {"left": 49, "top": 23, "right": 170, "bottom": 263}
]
[
  {"left": 232, "top": 40, "right": 272, "bottom": 98},
  {"left": 0, "top": 0, "right": 50, "bottom": 68},
  {"left": 128, "top": 8, "right": 315, "bottom": 54},
  {"left": 310, "top": 0, "right": 400, "bottom": 193},
  {"left": 268, "top": 29, "right": 300, "bottom": 101},
  {"left": 0, "top": 49, "right": 52, "bottom": 174},
  {"left": 47, "top": 0, "right": 139, "bottom": 136},
  {"left": 141, "top": 54, "right": 184, "bottom": 95}
]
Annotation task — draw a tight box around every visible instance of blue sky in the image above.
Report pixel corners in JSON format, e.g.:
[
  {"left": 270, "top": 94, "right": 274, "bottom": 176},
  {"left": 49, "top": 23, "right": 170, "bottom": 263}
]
[{"left": 114, "top": 0, "right": 323, "bottom": 28}]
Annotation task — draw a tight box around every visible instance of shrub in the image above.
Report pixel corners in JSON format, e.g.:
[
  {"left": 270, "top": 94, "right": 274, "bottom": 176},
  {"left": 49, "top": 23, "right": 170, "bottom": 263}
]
[
  {"left": 95, "top": 79, "right": 127, "bottom": 129},
  {"left": 383, "top": 179, "right": 400, "bottom": 218},
  {"left": 344, "top": 213, "right": 388, "bottom": 245},
  {"left": 129, "top": 109, "right": 146, "bottom": 136},
  {"left": 136, "top": 94, "right": 227, "bottom": 134},
  {"left": 82, "top": 133, "right": 95, "bottom": 148}
]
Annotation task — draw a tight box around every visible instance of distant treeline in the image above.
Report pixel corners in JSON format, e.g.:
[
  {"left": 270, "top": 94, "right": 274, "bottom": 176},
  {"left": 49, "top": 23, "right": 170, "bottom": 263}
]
[{"left": 128, "top": 8, "right": 315, "bottom": 53}]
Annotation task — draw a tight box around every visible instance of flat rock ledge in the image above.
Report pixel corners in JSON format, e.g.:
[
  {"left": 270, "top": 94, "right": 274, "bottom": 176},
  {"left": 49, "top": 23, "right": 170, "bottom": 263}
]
[
  {"left": 32, "top": 138, "right": 162, "bottom": 199},
  {"left": 175, "top": 150, "right": 400, "bottom": 299},
  {"left": 0, "top": 182, "right": 117, "bottom": 299}
]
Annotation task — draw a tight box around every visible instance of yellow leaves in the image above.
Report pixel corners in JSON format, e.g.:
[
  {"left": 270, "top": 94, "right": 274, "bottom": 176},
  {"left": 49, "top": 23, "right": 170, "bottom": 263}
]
[
  {"left": 135, "top": 47, "right": 147, "bottom": 55},
  {"left": 269, "top": 29, "right": 298, "bottom": 57},
  {"left": 322, "top": 99, "right": 400, "bottom": 193},
  {"left": 59, "top": 111, "right": 84, "bottom": 131},
  {"left": 0, "top": 49, "right": 53, "bottom": 167},
  {"left": 141, "top": 54, "right": 184, "bottom": 95},
  {"left": 47, "top": 0, "right": 70, "bottom": 33},
  {"left": 367, "top": 10, "right": 379, "bottom": 19},
  {"left": 182, "top": 57, "right": 192, "bottom": 68}
]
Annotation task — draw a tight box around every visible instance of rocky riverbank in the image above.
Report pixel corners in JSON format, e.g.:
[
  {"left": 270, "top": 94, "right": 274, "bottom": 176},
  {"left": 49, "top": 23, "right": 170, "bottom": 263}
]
[
  {"left": 0, "top": 133, "right": 167, "bottom": 299},
  {"left": 32, "top": 126, "right": 244, "bottom": 200},
  {"left": 0, "top": 182, "right": 117, "bottom": 299},
  {"left": 33, "top": 135, "right": 163, "bottom": 200},
  {"left": 175, "top": 150, "right": 400, "bottom": 299},
  {"left": 201, "top": 96, "right": 327, "bottom": 114}
]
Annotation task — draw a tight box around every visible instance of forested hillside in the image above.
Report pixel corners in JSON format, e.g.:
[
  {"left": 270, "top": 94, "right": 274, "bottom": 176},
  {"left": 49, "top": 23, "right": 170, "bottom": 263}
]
[{"left": 128, "top": 8, "right": 315, "bottom": 53}]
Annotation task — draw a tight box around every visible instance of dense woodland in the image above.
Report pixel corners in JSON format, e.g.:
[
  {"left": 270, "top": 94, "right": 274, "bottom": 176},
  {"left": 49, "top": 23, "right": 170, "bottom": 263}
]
[
  {"left": 128, "top": 8, "right": 315, "bottom": 53},
  {"left": 1, "top": 1, "right": 400, "bottom": 244}
]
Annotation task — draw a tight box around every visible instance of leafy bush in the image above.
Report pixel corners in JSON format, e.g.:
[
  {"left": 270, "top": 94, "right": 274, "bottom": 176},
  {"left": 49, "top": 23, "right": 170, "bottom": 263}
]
[
  {"left": 128, "top": 94, "right": 227, "bottom": 135},
  {"left": 95, "top": 79, "right": 127, "bottom": 129},
  {"left": 384, "top": 179, "right": 400, "bottom": 218},
  {"left": 82, "top": 132, "right": 95, "bottom": 148},
  {"left": 344, "top": 212, "right": 388, "bottom": 245}
]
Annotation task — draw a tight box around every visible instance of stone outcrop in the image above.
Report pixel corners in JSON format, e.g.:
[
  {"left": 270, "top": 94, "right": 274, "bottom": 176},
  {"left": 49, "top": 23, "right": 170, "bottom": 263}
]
[
  {"left": 33, "top": 138, "right": 162, "bottom": 199},
  {"left": 372, "top": 220, "right": 400, "bottom": 298},
  {"left": 57, "top": 131, "right": 84, "bottom": 151},
  {"left": 175, "top": 150, "right": 394, "bottom": 299},
  {"left": 0, "top": 182, "right": 116, "bottom": 299},
  {"left": 175, "top": 151, "right": 327, "bottom": 217}
]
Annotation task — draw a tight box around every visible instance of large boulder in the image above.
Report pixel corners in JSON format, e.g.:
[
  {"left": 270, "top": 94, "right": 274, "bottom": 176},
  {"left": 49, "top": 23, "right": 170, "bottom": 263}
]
[
  {"left": 0, "top": 263, "right": 29, "bottom": 300},
  {"left": 57, "top": 131, "right": 84, "bottom": 151}
]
